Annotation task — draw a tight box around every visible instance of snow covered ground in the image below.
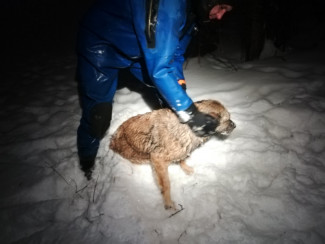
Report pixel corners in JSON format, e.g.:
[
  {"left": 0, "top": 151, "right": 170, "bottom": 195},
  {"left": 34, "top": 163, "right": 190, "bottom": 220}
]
[{"left": 1, "top": 41, "right": 325, "bottom": 243}]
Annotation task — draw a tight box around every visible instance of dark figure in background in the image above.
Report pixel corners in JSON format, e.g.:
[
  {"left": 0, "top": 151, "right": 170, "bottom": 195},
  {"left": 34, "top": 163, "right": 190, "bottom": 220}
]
[{"left": 76, "top": 0, "right": 237, "bottom": 179}]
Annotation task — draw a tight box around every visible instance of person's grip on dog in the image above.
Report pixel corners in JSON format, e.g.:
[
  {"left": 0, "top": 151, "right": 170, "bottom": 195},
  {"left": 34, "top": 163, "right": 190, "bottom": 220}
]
[
  {"left": 177, "top": 103, "right": 219, "bottom": 137},
  {"left": 76, "top": 0, "right": 236, "bottom": 180}
]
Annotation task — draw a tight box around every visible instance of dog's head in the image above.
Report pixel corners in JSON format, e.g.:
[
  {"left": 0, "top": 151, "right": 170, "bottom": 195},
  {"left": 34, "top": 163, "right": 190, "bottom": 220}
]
[{"left": 195, "top": 100, "right": 236, "bottom": 136}]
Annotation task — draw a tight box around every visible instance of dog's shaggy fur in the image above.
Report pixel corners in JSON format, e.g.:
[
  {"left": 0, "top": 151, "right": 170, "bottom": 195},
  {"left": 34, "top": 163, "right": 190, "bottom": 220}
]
[{"left": 109, "top": 100, "right": 235, "bottom": 209}]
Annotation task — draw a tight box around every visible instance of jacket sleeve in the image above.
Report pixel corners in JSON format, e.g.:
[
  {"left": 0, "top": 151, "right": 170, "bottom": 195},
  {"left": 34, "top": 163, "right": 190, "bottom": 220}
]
[
  {"left": 173, "top": 25, "right": 194, "bottom": 81},
  {"left": 130, "top": 0, "right": 193, "bottom": 112}
]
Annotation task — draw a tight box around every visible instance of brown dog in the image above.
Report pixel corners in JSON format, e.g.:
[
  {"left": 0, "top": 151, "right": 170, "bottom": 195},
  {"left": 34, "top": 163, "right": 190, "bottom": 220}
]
[{"left": 109, "top": 100, "right": 235, "bottom": 209}]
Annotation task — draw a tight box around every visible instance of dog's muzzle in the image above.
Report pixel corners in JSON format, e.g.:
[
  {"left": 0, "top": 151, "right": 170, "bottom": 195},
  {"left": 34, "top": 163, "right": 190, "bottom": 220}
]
[
  {"left": 220, "top": 120, "right": 236, "bottom": 136},
  {"left": 229, "top": 120, "right": 236, "bottom": 130}
]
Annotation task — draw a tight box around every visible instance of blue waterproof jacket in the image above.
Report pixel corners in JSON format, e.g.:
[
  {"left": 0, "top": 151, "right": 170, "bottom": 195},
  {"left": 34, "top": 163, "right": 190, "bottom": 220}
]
[{"left": 78, "top": 0, "right": 194, "bottom": 111}]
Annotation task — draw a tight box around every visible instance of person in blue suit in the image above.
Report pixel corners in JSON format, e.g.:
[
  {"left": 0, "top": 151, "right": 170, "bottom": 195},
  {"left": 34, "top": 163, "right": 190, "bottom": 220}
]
[{"left": 77, "top": 0, "right": 236, "bottom": 179}]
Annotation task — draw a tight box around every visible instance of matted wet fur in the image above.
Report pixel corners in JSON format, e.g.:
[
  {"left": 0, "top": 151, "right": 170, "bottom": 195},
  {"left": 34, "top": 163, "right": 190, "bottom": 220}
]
[{"left": 109, "top": 99, "right": 235, "bottom": 209}]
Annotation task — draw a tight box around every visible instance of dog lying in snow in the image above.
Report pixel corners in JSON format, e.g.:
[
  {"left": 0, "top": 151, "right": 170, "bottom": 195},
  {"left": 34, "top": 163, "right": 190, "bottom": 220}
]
[{"left": 109, "top": 99, "right": 236, "bottom": 209}]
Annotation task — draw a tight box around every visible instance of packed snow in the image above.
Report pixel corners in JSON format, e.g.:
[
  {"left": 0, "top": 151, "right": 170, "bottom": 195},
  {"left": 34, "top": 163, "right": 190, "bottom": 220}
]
[{"left": 1, "top": 42, "right": 325, "bottom": 243}]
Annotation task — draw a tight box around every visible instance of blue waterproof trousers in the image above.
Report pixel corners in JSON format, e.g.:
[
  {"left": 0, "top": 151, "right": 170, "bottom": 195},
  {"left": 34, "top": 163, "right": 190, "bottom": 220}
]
[
  {"left": 77, "top": 0, "right": 194, "bottom": 160},
  {"left": 77, "top": 29, "right": 152, "bottom": 160}
]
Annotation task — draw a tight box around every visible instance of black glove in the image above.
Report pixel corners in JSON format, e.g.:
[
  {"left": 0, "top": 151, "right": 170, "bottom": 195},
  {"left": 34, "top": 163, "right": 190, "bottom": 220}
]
[{"left": 177, "top": 103, "right": 219, "bottom": 137}]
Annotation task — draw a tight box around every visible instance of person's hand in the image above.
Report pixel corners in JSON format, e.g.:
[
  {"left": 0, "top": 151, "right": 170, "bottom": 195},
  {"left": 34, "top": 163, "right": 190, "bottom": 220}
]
[
  {"left": 187, "top": 111, "right": 219, "bottom": 136},
  {"left": 177, "top": 103, "right": 219, "bottom": 137}
]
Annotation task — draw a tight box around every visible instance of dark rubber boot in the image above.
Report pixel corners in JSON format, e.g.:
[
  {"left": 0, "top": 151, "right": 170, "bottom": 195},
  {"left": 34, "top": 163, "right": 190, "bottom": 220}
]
[{"left": 80, "top": 156, "right": 96, "bottom": 180}]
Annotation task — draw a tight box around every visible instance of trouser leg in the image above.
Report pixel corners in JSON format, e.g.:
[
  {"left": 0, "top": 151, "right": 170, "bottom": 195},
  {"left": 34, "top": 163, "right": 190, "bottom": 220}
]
[
  {"left": 77, "top": 56, "right": 118, "bottom": 178},
  {"left": 77, "top": 102, "right": 112, "bottom": 158}
]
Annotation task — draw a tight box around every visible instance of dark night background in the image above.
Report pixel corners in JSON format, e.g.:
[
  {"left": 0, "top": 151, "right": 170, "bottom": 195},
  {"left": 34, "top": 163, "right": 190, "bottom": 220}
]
[
  {"left": 1, "top": 0, "right": 325, "bottom": 66},
  {"left": 1, "top": 0, "right": 95, "bottom": 61}
]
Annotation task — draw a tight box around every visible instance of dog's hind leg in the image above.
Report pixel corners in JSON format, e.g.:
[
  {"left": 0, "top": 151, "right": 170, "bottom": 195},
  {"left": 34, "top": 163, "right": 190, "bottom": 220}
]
[
  {"left": 151, "top": 155, "right": 175, "bottom": 210},
  {"left": 180, "top": 160, "right": 194, "bottom": 175}
]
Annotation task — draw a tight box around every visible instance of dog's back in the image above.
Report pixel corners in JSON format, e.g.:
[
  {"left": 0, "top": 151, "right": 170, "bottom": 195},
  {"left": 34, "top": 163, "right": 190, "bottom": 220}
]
[{"left": 109, "top": 108, "right": 204, "bottom": 164}]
